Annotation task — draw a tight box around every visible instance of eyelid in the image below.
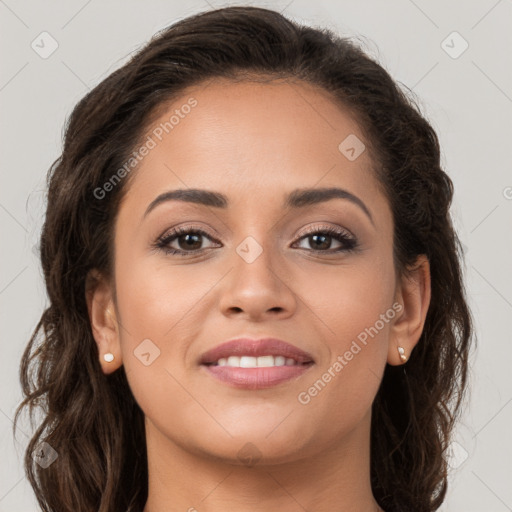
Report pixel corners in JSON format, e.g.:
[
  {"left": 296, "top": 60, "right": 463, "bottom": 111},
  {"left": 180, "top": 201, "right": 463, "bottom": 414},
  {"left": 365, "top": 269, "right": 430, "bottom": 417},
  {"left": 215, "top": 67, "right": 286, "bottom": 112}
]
[
  {"left": 157, "top": 223, "right": 219, "bottom": 241},
  {"left": 154, "top": 221, "right": 359, "bottom": 257},
  {"left": 292, "top": 224, "right": 358, "bottom": 253},
  {"left": 157, "top": 222, "right": 354, "bottom": 244},
  {"left": 294, "top": 223, "right": 355, "bottom": 240}
]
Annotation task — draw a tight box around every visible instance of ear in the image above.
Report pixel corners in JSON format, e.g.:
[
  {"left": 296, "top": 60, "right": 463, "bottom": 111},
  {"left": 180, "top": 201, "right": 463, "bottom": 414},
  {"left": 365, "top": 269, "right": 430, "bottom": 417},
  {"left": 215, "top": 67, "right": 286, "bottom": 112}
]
[
  {"left": 85, "top": 269, "right": 123, "bottom": 374},
  {"left": 387, "top": 255, "right": 431, "bottom": 365}
]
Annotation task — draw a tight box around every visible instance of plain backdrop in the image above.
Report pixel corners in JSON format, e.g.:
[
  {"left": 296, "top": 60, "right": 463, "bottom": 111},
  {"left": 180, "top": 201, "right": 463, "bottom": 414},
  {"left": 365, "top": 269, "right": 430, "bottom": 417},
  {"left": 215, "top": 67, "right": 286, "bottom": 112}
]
[{"left": 1, "top": 0, "right": 511, "bottom": 510}]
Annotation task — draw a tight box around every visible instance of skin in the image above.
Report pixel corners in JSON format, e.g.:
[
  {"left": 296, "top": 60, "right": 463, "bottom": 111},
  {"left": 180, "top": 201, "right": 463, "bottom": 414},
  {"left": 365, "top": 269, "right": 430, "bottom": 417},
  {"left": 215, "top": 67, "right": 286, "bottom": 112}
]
[{"left": 86, "top": 77, "right": 430, "bottom": 512}]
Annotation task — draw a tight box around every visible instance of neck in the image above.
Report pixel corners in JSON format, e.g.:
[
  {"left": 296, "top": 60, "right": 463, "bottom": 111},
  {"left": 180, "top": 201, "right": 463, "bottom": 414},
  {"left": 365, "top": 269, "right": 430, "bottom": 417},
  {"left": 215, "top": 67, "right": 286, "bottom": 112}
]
[{"left": 142, "top": 411, "right": 383, "bottom": 512}]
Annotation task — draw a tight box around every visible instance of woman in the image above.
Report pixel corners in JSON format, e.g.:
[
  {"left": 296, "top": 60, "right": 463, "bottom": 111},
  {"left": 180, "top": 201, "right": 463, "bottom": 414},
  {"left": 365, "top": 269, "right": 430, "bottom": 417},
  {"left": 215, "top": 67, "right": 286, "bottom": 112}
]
[{"left": 14, "top": 6, "right": 473, "bottom": 512}]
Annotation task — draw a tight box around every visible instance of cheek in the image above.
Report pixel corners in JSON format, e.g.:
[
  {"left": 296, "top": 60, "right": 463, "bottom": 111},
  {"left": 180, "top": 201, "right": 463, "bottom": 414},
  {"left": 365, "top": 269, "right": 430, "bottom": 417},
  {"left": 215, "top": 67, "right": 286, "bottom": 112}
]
[
  {"left": 300, "top": 255, "right": 395, "bottom": 350},
  {"left": 113, "top": 253, "right": 213, "bottom": 425},
  {"left": 329, "top": 273, "right": 394, "bottom": 357},
  {"left": 293, "top": 260, "right": 394, "bottom": 423},
  {"left": 114, "top": 249, "right": 217, "bottom": 340},
  {"left": 113, "top": 252, "right": 220, "bottom": 388}
]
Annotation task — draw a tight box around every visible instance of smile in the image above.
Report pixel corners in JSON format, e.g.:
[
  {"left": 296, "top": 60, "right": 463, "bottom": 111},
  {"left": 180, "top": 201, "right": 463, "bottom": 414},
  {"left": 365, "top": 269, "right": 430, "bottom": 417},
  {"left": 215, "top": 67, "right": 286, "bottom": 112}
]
[
  {"left": 210, "top": 355, "right": 304, "bottom": 367},
  {"left": 201, "top": 358, "right": 314, "bottom": 389}
]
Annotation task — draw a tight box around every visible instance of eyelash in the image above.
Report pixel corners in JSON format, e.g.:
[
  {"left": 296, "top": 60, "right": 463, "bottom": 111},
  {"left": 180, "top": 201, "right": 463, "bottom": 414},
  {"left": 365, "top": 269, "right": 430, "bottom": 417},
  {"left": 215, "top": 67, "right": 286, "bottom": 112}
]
[{"left": 153, "top": 225, "right": 358, "bottom": 257}]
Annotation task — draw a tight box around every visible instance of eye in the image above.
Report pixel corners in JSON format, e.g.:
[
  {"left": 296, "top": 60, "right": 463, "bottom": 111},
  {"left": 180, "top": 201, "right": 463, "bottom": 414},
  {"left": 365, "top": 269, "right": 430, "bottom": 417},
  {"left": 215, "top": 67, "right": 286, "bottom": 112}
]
[
  {"left": 154, "top": 226, "right": 220, "bottom": 256},
  {"left": 153, "top": 224, "right": 358, "bottom": 257},
  {"left": 292, "top": 225, "right": 357, "bottom": 253}
]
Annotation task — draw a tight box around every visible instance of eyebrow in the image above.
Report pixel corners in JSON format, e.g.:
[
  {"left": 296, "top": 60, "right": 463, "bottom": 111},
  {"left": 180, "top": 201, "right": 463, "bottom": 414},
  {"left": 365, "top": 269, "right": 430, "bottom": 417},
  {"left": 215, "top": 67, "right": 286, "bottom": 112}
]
[{"left": 142, "top": 187, "right": 373, "bottom": 224}]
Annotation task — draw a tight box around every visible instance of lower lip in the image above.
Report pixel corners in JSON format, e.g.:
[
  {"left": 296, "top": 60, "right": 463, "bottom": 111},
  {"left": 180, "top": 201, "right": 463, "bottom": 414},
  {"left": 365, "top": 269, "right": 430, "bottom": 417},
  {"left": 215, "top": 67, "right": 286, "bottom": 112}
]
[{"left": 201, "top": 363, "right": 314, "bottom": 389}]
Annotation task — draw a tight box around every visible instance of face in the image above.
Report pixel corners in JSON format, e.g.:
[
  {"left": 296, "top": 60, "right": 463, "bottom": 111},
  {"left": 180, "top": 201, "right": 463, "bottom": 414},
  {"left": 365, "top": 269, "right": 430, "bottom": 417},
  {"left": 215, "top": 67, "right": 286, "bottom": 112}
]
[{"left": 108, "top": 78, "right": 399, "bottom": 464}]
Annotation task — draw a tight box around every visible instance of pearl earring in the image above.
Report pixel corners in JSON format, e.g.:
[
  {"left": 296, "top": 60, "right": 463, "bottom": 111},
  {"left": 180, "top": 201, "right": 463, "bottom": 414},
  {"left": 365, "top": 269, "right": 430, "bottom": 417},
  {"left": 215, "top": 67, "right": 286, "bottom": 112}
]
[
  {"left": 397, "top": 346, "right": 407, "bottom": 362},
  {"left": 103, "top": 352, "right": 114, "bottom": 363}
]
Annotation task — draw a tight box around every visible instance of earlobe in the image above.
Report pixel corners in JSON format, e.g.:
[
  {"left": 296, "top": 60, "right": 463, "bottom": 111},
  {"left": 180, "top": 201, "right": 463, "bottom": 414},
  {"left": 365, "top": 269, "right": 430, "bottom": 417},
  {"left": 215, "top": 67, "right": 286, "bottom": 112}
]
[
  {"left": 387, "top": 255, "right": 431, "bottom": 366},
  {"left": 397, "top": 345, "right": 407, "bottom": 363},
  {"left": 85, "top": 269, "right": 123, "bottom": 374}
]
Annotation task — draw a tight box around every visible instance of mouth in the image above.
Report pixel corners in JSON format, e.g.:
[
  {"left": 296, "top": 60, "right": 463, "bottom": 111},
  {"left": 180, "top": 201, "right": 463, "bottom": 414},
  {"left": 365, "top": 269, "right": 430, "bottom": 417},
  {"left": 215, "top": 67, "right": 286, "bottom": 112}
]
[
  {"left": 199, "top": 337, "right": 315, "bottom": 389},
  {"left": 203, "top": 355, "right": 312, "bottom": 368}
]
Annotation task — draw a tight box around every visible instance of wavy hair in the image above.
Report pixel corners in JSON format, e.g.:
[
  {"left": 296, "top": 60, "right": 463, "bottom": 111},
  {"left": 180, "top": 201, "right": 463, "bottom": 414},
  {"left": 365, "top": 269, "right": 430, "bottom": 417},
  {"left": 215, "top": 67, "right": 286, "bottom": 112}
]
[{"left": 14, "top": 6, "right": 473, "bottom": 511}]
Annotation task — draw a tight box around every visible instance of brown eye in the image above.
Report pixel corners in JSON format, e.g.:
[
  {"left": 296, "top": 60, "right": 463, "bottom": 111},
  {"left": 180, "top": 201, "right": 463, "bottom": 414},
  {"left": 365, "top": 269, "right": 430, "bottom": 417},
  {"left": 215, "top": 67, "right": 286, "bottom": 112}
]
[
  {"left": 155, "top": 227, "right": 220, "bottom": 256},
  {"left": 175, "top": 232, "right": 203, "bottom": 251},
  {"left": 305, "top": 233, "right": 334, "bottom": 250},
  {"left": 294, "top": 227, "right": 357, "bottom": 253}
]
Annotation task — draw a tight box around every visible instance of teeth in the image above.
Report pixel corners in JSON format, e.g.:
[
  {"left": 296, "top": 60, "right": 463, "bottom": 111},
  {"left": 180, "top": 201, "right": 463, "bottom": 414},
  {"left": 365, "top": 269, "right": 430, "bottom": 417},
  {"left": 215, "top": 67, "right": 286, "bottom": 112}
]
[{"left": 216, "top": 355, "right": 300, "bottom": 368}]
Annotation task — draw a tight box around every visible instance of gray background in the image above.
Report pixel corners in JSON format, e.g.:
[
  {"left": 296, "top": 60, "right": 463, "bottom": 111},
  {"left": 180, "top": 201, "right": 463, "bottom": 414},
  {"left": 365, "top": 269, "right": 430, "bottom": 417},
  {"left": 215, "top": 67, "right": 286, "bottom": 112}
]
[{"left": 1, "top": 0, "right": 511, "bottom": 510}]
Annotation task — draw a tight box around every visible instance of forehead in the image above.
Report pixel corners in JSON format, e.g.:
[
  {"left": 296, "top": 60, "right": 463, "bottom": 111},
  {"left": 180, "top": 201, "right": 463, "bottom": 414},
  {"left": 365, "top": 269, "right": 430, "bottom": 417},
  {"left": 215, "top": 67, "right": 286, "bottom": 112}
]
[{"left": 118, "top": 78, "right": 385, "bottom": 218}]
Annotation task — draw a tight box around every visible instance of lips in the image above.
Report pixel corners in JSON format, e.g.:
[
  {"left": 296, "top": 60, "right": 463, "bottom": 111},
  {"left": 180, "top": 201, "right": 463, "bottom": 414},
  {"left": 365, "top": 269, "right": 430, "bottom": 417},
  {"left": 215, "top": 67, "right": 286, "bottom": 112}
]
[
  {"left": 199, "top": 337, "right": 315, "bottom": 366},
  {"left": 199, "top": 337, "right": 315, "bottom": 389}
]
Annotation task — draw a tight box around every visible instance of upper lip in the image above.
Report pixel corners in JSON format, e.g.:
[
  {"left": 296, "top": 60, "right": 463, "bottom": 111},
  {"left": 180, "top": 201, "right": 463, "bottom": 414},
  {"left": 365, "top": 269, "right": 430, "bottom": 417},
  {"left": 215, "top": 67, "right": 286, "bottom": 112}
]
[{"left": 199, "top": 337, "right": 315, "bottom": 365}]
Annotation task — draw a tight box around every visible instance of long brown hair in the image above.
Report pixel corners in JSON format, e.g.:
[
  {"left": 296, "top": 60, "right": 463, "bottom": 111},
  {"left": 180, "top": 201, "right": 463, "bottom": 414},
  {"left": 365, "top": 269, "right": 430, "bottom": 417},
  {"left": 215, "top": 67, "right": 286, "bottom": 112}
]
[{"left": 14, "top": 6, "right": 473, "bottom": 511}]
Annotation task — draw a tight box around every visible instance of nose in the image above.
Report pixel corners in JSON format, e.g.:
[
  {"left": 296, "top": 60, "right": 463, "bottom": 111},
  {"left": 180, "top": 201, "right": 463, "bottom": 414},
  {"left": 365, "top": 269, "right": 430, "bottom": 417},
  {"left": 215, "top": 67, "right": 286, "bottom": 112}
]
[{"left": 218, "top": 237, "right": 297, "bottom": 321}]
